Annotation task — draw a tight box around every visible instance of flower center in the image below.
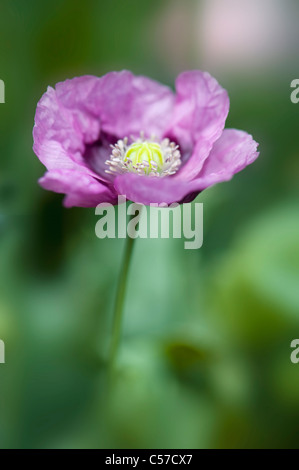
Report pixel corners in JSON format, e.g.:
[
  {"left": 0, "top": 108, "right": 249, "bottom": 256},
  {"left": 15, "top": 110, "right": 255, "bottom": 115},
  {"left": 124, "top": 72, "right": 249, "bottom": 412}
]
[
  {"left": 125, "top": 141, "right": 164, "bottom": 172},
  {"left": 105, "top": 133, "right": 181, "bottom": 178}
]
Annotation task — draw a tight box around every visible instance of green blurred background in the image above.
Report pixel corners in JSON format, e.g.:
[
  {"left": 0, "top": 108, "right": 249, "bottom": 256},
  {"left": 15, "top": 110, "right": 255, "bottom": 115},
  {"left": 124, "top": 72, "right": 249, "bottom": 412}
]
[{"left": 0, "top": 0, "right": 299, "bottom": 449}]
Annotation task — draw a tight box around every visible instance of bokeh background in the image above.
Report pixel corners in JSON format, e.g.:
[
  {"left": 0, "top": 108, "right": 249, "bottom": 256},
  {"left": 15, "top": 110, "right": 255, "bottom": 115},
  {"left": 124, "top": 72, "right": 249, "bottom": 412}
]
[{"left": 0, "top": 0, "right": 299, "bottom": 449}]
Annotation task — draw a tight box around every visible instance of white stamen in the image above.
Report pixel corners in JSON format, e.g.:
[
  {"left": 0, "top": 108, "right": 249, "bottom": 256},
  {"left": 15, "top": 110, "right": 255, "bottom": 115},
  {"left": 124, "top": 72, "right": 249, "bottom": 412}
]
[{"left": 104, "top": 131, "right": 181, "bottom": 178}]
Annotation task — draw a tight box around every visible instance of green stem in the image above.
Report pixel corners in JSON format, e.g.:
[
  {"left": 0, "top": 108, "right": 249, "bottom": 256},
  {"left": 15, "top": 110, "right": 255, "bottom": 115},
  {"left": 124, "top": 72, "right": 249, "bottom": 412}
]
[{"left": 108, "top": 234, "right": 135, "bottom": 380}]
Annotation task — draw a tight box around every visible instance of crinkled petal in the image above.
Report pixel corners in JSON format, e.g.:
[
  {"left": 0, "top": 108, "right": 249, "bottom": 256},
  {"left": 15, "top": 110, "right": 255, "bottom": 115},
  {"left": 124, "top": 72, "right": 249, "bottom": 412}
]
[
  {"left": 33, "top": 77, "right": 102, "bottom": 175},
  {"left": 39, "top": 170, "right": 118, "bottom": 208},
  {"left": 176, "top": 139, "right": 213, "bottom": 181},
  {"left": 191, "top": 129, "right": 259, "bottom": 188},
  {"left": 114, "top": 129, "right": 259, "bottom": 205},
  {"left": 166, "top": 70, "right": 230, "bottom": 177},
  {"left": 114, "top": 173, "right": 193, "bottom": 206},
  {"left": 86, "top": 70, "right": 175, "bottom": 139}
]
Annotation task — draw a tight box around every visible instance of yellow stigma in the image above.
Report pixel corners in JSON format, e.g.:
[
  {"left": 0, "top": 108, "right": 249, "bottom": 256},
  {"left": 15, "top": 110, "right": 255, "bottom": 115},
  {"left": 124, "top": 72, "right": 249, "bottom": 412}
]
[{"left": 124, "top": 141, "right": 164, "bottom": 174}]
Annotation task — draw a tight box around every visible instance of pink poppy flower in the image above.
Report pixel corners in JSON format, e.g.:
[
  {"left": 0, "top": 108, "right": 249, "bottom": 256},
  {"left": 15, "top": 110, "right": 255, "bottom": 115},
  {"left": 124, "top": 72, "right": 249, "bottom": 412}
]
[{"left": 33, "top": 70, "right": 259, "bottom": 207}]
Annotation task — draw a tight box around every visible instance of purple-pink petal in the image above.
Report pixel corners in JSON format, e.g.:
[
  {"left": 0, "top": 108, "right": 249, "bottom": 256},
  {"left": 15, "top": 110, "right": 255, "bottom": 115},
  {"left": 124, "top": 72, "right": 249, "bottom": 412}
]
[
  {"left": 33, "top": 78, "right": 102, "bottom": 178},
  {"left": 190, "top": 129, "right": 259, "bottom": 189},
  {"left": 114, "top": 172, "right": 191, "bottom": 206},
  {"left": 175, "top": 139, "right": 213, "bottom": 181},
  {"left": 39, "top": 170, "right": 118, "bottom": 208},
  {"left": 165, "top": 71, "right": 229, "bottom": 172},
  {"left": 86, "top": 71, "right": 175, "bottom": 139}
]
